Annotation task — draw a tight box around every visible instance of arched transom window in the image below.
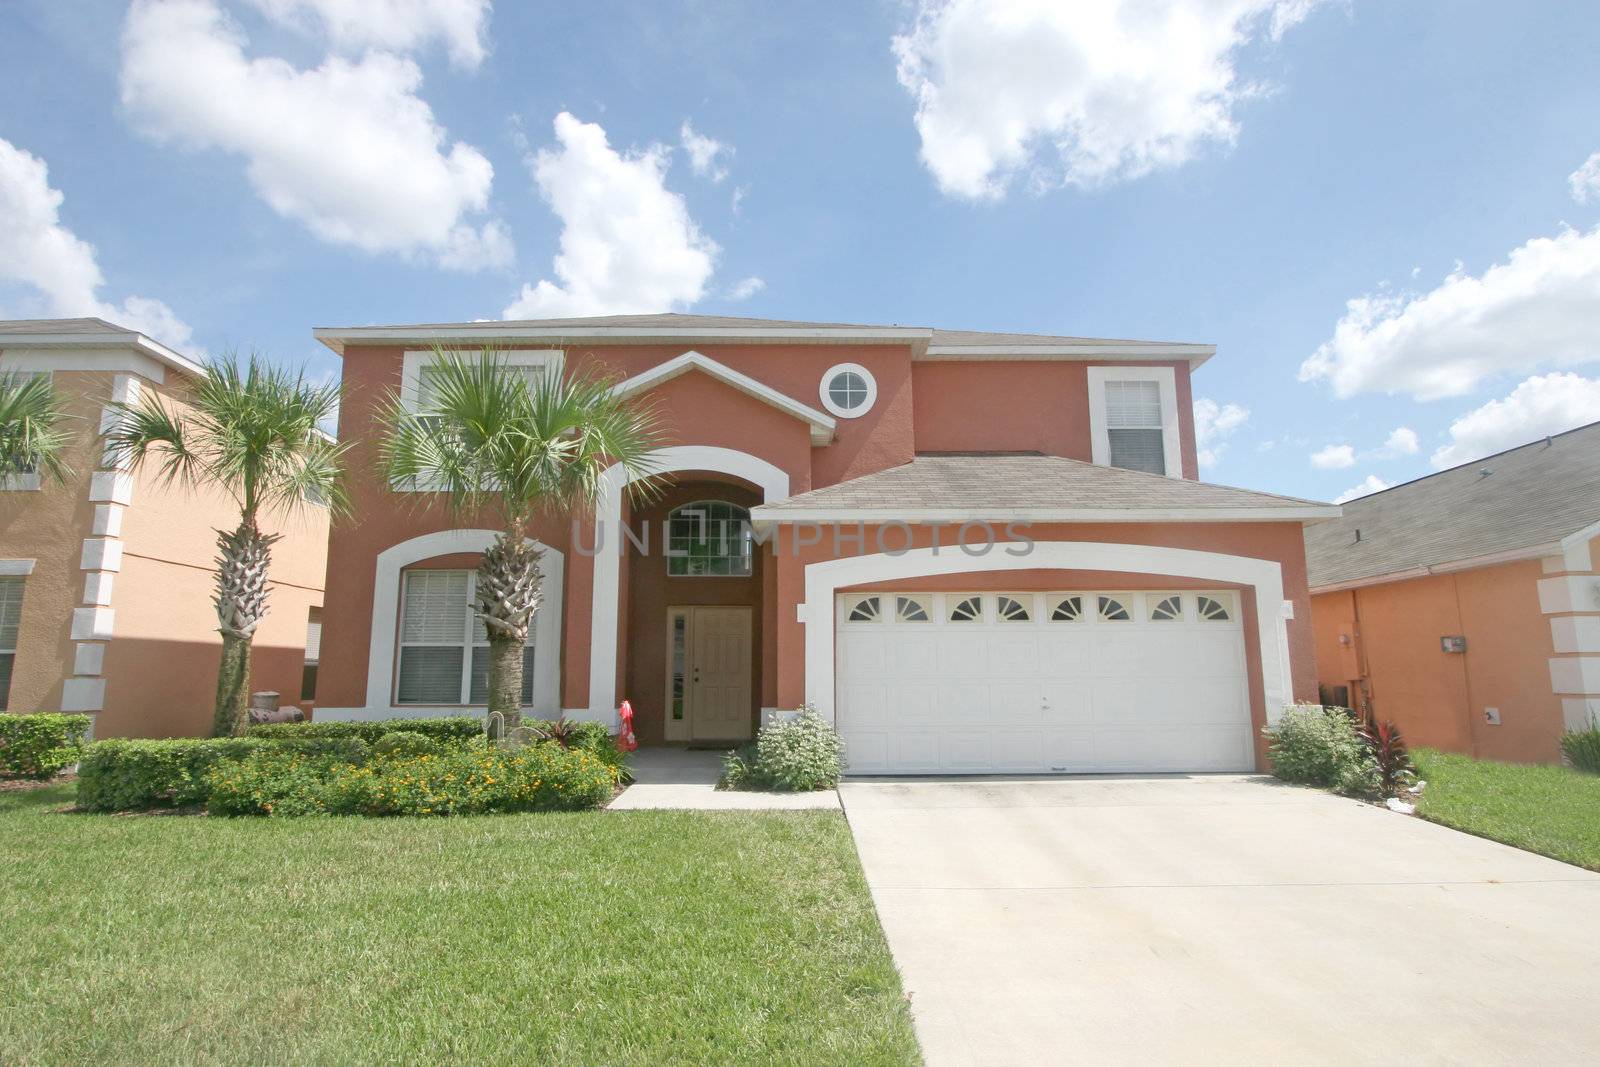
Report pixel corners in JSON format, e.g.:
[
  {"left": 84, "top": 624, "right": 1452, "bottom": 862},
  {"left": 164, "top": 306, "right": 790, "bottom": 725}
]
[{"left": 667, "top": 500, "right": 753, "bottom": 577}]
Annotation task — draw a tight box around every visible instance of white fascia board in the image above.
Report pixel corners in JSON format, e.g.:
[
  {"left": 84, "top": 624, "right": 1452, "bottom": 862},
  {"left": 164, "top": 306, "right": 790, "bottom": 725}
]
[
  {"left": 749, "top": 505, "right": 1342, "bottom": 524},
  {"left": 1308, "top": 541, "right": 1563, "bottom": 596},
  {"left": 315, "top": 325, "right": 932, "bottom": 355},
  {"left": 920, "top": 344, "right": 1215, "bottom": 367},
  {"left": 612, "top": 351, "right": 836, "bottom": 444},
  {"left": 0, "top": 332, "right": 203, "bottom": 378}
]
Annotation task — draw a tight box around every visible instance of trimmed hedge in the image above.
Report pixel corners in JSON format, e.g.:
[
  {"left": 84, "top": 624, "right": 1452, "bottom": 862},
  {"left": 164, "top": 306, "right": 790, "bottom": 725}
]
[
  {"left": 0, "top": 713, "right": 92, "bottom": 779},
  {"left": 77, "top": 736, "right": 369, "bottom": 812},
  {"left": 207, "top": 743, "right": 618, "bottom": 817},
  {"left": 246, "top": 717, "right": 482, "bottom": 744}
]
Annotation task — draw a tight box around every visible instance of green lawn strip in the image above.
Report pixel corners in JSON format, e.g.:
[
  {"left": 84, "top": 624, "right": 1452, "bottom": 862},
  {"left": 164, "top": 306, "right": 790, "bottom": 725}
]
[
  {"left": 0, "top": 786, "right": 918, "bottom": 1066},
  {"left": 1411, "top": 749, "right": 1600, "bottom": 872}
]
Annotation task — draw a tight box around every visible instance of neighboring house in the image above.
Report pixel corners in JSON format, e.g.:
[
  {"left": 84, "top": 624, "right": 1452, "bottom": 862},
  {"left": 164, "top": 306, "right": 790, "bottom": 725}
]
[
  {"left": 0, "top": 319, "right": 327, "bottom": 737},
  {"left": 1307, "top": 422, "right": 1600, "bottom": 764},
  {"left": 313, "top": 313, "right": 1336, "bottom": 774}
]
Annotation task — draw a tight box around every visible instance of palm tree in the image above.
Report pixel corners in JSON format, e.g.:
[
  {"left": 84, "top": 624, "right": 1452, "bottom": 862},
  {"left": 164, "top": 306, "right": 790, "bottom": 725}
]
[
  {"left": 379, "top": 348, "right": 661, "bottom": 731},
  {"left": 0, "top": 370, "right": 75, "bottom": 485},
  {"left": 107, "top": 354, "right": 349, "bottom": 737}
]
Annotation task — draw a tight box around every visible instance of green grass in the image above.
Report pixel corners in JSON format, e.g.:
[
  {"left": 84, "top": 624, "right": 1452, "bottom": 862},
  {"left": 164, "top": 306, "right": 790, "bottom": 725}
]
[
  {"left": 0, "top": 781, "right": 919, "bottom": 1065},
  {"left": 1412, "top": 749, "right": 1600, "bottom": 871}
]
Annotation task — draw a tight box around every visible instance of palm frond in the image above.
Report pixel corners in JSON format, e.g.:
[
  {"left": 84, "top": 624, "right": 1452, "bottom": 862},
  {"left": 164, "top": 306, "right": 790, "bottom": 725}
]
[{"left": 0, "top": 371, "right": 77, "bottom": 485}]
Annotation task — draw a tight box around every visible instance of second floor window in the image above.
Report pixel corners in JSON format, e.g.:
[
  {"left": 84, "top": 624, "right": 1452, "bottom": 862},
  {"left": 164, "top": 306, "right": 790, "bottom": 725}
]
[
  {"left": 667, "top": 501, "right": 753, "bottom": 576},
  {"left": 1104, "top": 379, "right": 1166, "bottom": 475}
]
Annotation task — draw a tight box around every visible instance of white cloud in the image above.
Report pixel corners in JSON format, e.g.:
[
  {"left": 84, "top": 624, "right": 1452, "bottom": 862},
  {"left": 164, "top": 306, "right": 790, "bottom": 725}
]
[
  {"left": 1381, "top": 426, "right": 1419, "bottom": 456},
  {"left": 891, "top": 0, "right": 1323, "bottom": 199},
  {"left": 120, "top": 0, "right": 507, "bottom": 269},
  {"left": 245, "top": 0, "right": 490, "bottom": 68},
  {"left": 1192, "top": 397, "right": 1249, "bottom": 468},
  {"left": 1333, "top": 474, "right": 1390, "bottom": 505},
  {"left": 680, "top": 121, "right": 732, "bottom": 183},
  {"left": 1310, "top": 443, "right": 1355, "bottom": 469},
  {"left": 727, "top": 276, "right": 765, "bottom": 301},
  {"left": 1300, "top": 226, "right": 1600, "bottom": 400},
  {"left": 0, "top": 137, "right": 193, "bottom": 349},
  {"left": 1570, "top": 151, "right": 1600, "bottom": 205},
  {"left": 1430, "top": 373, "right": 1600, "bottom": 469},
  {"left": 504, "top": 113, "right": 719, "bottom": 319}
]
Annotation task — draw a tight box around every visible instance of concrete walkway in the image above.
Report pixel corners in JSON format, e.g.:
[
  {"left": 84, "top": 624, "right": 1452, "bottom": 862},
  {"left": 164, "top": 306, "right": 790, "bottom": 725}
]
[
  {"left": 840, "top": 774, "right": 1600, "bottom": 1066},
  {"left": 608, "top": 747, "right": 840, "bottom": 810}
]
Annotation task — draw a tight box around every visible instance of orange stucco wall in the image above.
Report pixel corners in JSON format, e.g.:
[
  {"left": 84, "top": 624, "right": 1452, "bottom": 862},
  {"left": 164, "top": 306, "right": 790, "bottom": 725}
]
[
  {"left": 1311, "top": 558, "right": 1565, "bottom": 763},
  {"left": 912, "top": 360, "right": 1200, "bottom": 479},
  {"left": 0, "top": 362, "right": 327, "bottom": 737}
]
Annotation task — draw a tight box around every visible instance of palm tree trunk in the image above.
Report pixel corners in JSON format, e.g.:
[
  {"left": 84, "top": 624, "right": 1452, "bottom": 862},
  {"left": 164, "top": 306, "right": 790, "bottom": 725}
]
[
  {"left": 212, "top": 519, "right": 281, "bottom": 737},
  {"left": 475, "top": 527, "right": 543, "bottom": 731},
  {"left": 214, "top": 633, "right": 251, "bottom": 737}
]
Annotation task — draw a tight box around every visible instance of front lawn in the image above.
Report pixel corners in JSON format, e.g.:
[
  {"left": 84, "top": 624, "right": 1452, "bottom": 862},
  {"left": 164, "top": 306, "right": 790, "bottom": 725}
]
[
  {"left": 1412, "top": 749, "right": 1600, "bottom": 872},
  {"left": 0, "top": 782, "right": 919, "bottom": 1065}
]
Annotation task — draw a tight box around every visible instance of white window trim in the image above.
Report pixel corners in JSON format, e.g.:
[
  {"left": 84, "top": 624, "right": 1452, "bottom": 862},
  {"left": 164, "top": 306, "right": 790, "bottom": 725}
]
[
  {"left": 400, "top": 349, "right": 564, "bottom": 411},
  {"left": 315, "top": 529, "right": 563, "bottom": 722},
  {"left": 1087, "top": 366, "right": 1182, "bottom": 480},
  {"left": 819, "top": 362, "right": 877, "bottom": 419}
]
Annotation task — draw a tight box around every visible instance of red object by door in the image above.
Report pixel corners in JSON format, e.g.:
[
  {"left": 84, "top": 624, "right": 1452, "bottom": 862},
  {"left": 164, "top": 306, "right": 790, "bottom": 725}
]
[{"left": 617, "top": 700, "right": 638, "bottom": 752}]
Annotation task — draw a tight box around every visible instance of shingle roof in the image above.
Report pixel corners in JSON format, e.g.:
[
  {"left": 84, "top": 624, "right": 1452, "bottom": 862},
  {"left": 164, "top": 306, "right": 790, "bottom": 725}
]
[
  {"left": 314, "top": 312, "right": 1212, "bottom": 359},
  {"left": 751, "top": 454, "right": 1336, "bottom": 521},
  {"left": 1304, "top": 421, "right": 1600, "bottom": 589},
  {"left": 0, "top": 317, "right": 204, "bottom": 376},
  {"left": 0, "top": 317, "right": 129, "bottom": 336}
]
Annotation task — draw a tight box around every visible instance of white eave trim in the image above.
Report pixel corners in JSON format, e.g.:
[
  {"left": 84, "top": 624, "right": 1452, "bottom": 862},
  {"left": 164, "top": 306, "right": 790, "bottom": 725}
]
[
  {"left": 1308, "top": 541, "right": 1562, "bottom": 595},
  {"left": 315, "top": 325, "right": 933, "bottom": 355},
  {"left": 612, "top": 351, "right": 836, "bottom": 444},
  {"left": 750, "top": 505, "right": 1342, "bottom": 525},
  {"left": 920, "top": 343, "right": 1215, "bottom": 367},
  {"left": 0, "top": 330, "right": 203, "bottom": 377}
]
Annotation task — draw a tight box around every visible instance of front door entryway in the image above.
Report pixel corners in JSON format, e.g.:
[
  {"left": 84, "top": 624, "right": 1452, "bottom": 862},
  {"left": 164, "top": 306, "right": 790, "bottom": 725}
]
[{"left": 665, "top": 606, "right": 754, "bottom": 742}]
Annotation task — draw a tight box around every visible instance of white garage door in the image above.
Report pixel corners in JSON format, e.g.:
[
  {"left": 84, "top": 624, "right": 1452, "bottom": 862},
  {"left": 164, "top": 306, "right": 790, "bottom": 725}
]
[{"left": 836, "top": 590, "right": 1253, "bottom": 775}]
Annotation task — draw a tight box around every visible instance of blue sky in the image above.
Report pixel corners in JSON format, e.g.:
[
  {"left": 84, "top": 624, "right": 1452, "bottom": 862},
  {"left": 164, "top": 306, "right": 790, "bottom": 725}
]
[{"left": 3, "top": 0, "right": 1599, "bottom": 502}]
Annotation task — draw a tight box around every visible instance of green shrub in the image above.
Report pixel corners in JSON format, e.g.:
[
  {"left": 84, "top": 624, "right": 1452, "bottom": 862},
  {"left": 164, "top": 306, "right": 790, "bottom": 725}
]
[
  {"left": 1264, "top": 704, "right": 1381, "bottom": 799},
  {"left": 1562, "top": 721, "right": 1600, "bottom": 774},
  {"left": 720, "top": 708, "right": 844, "bottom": 792},
  {"left": 246, "top": 717, "right": 481, "bottom": 745},
  {"left": 528, "top": 718, "right": 632, "bottom": 784},
  {"left": 0, "top": 713, "right": 92, "bottom": 779},
  {"left": 77, "top": 736, "right": 368, "bottom": 811},
  {"left": 207, "top": 742, "right": 617, "bottom": 817},
  {"left": 372, "top": 731, "right": 444, "bottom": 759}
]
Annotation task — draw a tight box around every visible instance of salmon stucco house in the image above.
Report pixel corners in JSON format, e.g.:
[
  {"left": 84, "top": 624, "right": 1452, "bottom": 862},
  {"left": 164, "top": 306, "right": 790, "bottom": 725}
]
[
  {"left": 1308, "top": 421, "right": 1600, "bottom": 765},
  {"left": 313, "top": 314, "right": 1338, "bottom": 774},
  {"left": 0, "top": 319, "right": 328, "bottom": 737}
]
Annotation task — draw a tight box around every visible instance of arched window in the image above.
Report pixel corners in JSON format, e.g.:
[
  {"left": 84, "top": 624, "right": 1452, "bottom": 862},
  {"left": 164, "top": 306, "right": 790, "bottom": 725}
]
[{"left": 667, "top": 500, "right": 753, "bottom": 577}]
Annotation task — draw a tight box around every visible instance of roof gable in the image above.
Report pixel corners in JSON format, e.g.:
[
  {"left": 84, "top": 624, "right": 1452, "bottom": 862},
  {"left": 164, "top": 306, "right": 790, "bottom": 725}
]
[{"left": 611, "top": 351, "right": 836, "bottom": 445}]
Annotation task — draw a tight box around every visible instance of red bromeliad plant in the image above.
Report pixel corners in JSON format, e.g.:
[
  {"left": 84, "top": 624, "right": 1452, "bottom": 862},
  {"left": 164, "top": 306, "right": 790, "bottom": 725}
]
[{"left": 1359, "top": 714, "right": 1414, "bottom": 797}]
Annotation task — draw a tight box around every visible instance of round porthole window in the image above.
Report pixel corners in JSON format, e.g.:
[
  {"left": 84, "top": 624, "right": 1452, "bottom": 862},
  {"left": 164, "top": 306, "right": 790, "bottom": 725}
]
[{"left": 819, "top": 363, "right": 877, "bottom": 418}]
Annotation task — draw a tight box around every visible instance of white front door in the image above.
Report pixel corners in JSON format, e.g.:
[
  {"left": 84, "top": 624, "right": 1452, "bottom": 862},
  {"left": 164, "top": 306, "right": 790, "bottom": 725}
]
[{"left": 835, "top": 590, "right": 1253, "bottom": 774}]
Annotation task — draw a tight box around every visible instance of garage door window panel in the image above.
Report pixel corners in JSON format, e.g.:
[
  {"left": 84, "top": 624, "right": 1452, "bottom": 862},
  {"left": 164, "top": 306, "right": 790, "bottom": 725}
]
[
  {"left": 1098, "top": 595, "right": 1131, "bottom": 622},
  {"left": 1049, "top": 595, "right": 1084, "bottom": 622}
]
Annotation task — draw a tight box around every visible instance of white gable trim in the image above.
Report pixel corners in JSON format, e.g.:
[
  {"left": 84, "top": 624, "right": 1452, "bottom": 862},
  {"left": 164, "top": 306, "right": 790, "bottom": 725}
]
[
  {"left": 612, "top": 351, "right": 836, "bottom": 444},
  {"left": 801, "top": 541, "right": 1292, "bottom": 731}
]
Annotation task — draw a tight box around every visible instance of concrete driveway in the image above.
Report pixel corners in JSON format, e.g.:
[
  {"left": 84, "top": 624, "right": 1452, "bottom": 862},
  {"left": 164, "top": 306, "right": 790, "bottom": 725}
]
[{"left": 840, "top": 775, "right": 1600, "bottom": 1066}]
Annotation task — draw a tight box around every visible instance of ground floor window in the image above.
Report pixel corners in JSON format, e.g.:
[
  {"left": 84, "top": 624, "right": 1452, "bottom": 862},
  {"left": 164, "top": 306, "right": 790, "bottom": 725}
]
[
  {"left": 396, "top": 569, "right": 535, "bottom": 705},
  {"left": 0, "top": 576, "right": 22, "bottom": 709}
]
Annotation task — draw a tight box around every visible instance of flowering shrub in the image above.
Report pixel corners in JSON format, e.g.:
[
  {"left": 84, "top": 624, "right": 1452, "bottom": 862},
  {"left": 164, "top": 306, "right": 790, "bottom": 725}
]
[
  {"left": 0, "top": 713, "right": 91, "bottom": 779},
  {"left": 206, "top": 741, "right": 618, "bottom": 817},
  {"left": 720, "top": 708, "right": 844, "bottom": 791},
  {"left": 372, "top": 731, "right": 444, "bottom": 759}
]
